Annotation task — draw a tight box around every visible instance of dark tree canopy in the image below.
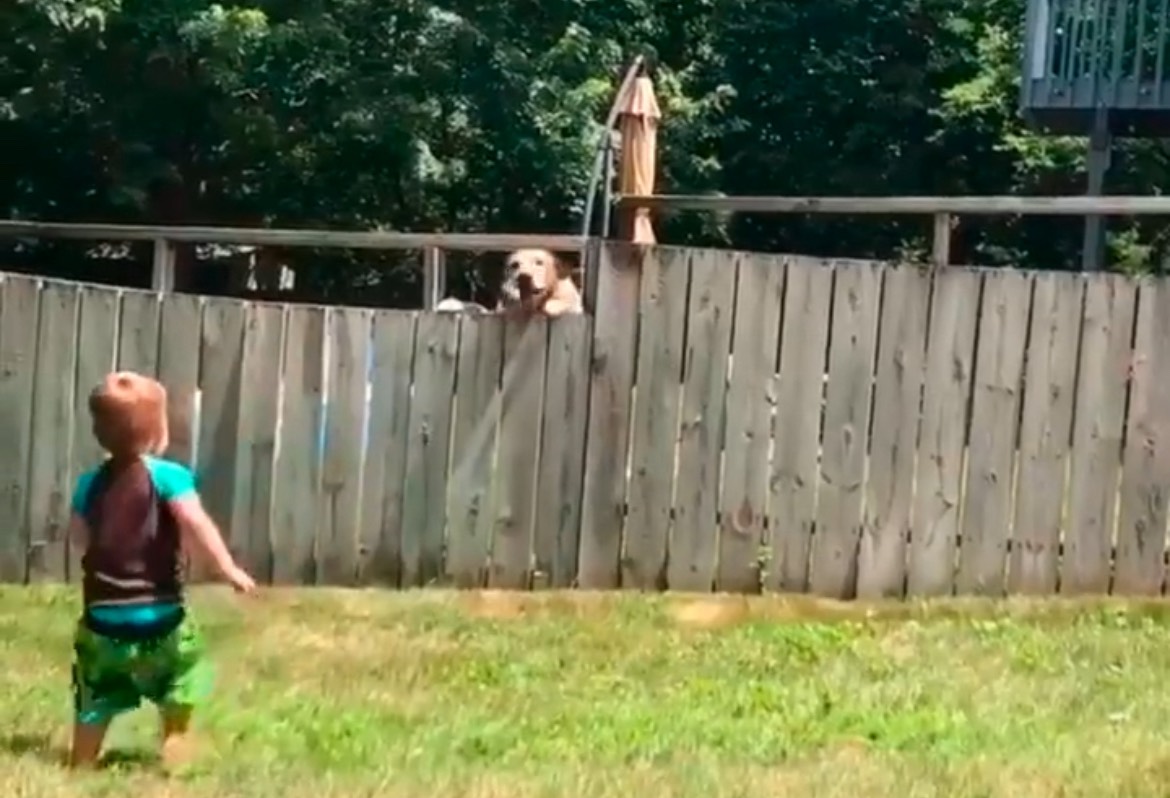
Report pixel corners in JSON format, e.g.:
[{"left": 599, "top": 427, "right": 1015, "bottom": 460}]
[{"left": 3, "top": 0, "right": 1169, "bottom": 303}]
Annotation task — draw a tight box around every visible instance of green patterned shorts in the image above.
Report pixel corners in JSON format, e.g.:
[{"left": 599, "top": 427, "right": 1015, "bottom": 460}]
[{"left": 71, "top": 611, "right": 212, "bottom": 725}]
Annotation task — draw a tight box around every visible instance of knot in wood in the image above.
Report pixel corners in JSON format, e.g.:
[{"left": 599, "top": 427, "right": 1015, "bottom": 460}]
[{"left": 730, "top": 500, "right": 755, "bottom": 534}]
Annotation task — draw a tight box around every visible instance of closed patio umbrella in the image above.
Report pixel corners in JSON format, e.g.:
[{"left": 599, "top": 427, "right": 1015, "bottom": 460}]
[{"left": 617, "top": 73, "right": 661, "bottom": 244}]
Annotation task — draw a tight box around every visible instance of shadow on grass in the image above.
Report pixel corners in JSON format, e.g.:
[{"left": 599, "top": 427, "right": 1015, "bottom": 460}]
[
  {"left": 0, "top": 733, "right": 63, "bottom": 766},
  {"left": 98, "top": 747, "right": 160, "bottom": 770},
  {"left": 0, "top": 732, "right": 158, "bottom": 770}
]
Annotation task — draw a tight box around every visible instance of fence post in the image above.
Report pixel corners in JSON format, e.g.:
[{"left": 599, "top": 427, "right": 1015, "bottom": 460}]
[
  {"left": 151, "top": 239, "right": 176, "bottom": 292},
  {"left": 422, "top": 246, "right": 446, "bottom": 310},
  {"left": 931, "top": 212, "right": 951, "bottom": 268}
]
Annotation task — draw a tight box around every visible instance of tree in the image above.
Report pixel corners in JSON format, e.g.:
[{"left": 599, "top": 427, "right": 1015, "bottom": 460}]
[{"left": 4, "top": 0, "right": 1169, "bottom": 298}]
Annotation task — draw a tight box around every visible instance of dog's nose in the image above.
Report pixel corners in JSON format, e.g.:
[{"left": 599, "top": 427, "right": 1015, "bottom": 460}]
[{"left": 517, "top": 273, "right": 534, "bottom": 295}]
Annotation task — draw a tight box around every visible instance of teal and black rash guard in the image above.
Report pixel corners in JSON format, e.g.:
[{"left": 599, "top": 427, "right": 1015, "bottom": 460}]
[{"left": 71, "top": 456, "right": 197, "bottom": 638}]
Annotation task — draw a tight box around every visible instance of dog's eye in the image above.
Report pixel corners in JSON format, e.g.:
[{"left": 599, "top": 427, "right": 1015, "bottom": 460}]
[{"left": 508, "top": 260, "right": 520, "bottom": 270}]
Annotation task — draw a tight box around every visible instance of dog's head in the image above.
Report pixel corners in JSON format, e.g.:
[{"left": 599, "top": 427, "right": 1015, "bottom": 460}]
[{"left": 502, "top": 248, "right": 564, "bottom": 306}]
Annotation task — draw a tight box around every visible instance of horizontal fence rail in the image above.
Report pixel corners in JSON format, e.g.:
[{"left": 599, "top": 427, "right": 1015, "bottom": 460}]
[
  {"left": 5, "top": 239, "right": 1170, "bottom": 599},
  {"left": 0, "top": 221, "right": 593, "bottom": 307},
  {"left": 614, "top": 193, "right": 1170, "bottom": 267},
  {"left": 615, "top": 194, "right": 1170, "bottom": 214},
  {"left": 0, "top": 220, "right": 587, "bottom": 251}
]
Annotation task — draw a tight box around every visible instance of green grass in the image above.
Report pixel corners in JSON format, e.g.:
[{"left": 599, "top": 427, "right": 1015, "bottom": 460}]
[{"left": 5, "top": 586, "right": 1170, "bottom": 797}]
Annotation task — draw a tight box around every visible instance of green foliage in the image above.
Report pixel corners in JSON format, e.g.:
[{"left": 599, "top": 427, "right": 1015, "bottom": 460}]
[{"left": 3, "top": 0, "right": 1170, "bottom": 297}]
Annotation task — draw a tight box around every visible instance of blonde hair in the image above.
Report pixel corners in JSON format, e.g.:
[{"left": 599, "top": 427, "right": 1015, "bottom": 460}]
[{"left": 88, "top": 371, "right": 169, "bottom": 460}]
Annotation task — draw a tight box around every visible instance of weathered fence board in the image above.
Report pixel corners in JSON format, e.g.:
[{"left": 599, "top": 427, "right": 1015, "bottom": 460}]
[
  {"left": 195, "top": 298, "right": 247, "bottom": 580},
  {"left": 1063, "top": 275, "right": 1136, "bottom": 594},
  {"left": 0, "top": 276, "right": 39, "bottom": 581},
  {"left": 156, "top": 294, "right": 203, "bottom": 465},
  {"left": 721, "top": 254, "right": 784, "bottom": 594},
  {"left": 271, "top": 306, "right": 325, "bottom": 584},
  {"left": 1114, "top": 279, "right": 1170, "bottom": 594},
  {"left": 767, "top": 257, "right": 833, "bottom": 593},
  {"left": 578, "top": 244, "right": 639, "bottom": 589},
  {"left": 534, "top": 314, "right": 593, "bottom": 588},
  {"left": 490, "top": 318, "right": 549, "bottom": 589},
  {"left": 400, "top": 313, "right": 458, "bottom": 586},
  {"left": 956, "top": 269, "right": 1031, "bottom": 596},
  {"left": 857, "top": 266, "right": 930, "bottom": 599},
  {"left": 232, "top": 303, "right": 284, "bottom": 581},
  {"left": 357, "top": 311, "right": 415, "bottom": 585},
  {"left": 672, "top": 248, "right": 736, "bottom": 592},
  {"left": 446, "top": 315, "right": 504, "bottom": 588},
  {"left": 318, "top": 307, "right": 371, "bottom": 584},
  {"left": 1009, "top": 273, "right": 1081, "bottom": 594},
  {"left": 908, "top": 268, "right": 982, "bottom": 596},
  {"left": 810, "top": 260, "right": 882, "bottom": 599},
  {"left": 25, "top": 281, "right": 79, "bottom": 582},
  {"left": 623, "top": 247, "right": 690, "bottom": 590},
  {"left": 116, "top": 290, "right": 161, "bottom": 376},
  {"left": 69, "top": 285, "right": 119, "bottom": 580}
]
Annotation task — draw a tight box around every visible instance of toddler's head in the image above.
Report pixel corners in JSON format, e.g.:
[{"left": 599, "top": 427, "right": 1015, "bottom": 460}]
[{"left": 89, "top": 371, "right": 169, "bottom": 460}]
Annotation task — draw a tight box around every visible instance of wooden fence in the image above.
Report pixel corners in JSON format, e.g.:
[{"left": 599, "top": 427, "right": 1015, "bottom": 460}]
[{"left": 4, "top": 241, "right": 1170, "bottom": 598}]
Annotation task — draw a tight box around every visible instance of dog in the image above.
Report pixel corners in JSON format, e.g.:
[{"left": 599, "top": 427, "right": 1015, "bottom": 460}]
[
  {"left": 435, "top": 249, "right": 584, "bottom": 318},
  {"left": 498, "top": 248, "right": 583, "bottom": 318}
]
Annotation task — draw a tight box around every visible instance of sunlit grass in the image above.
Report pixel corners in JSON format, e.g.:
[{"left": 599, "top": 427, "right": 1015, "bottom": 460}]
[{"left": 3, "top": 586, "right": 1170, "bottom": 797}]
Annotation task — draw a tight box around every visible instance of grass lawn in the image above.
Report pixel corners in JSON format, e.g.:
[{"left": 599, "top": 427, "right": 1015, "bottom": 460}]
[{"left": 4, "top": 586, "right": 1170, "bottom": 797}]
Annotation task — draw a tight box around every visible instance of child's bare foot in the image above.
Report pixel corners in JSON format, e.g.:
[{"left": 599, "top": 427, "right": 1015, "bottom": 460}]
[{"left": 160, "top": 732, "right": 197, "bottom": 771}]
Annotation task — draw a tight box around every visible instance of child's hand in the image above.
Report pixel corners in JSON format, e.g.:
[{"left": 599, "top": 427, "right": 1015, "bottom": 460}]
[{"left": 225, "top": 565, "right": 257, "bottom": 595}]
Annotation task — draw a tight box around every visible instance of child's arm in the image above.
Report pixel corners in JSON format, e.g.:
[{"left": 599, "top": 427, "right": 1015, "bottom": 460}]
[
  {"left": 152, "top": 460, "right": 255, "bottom": 593},
  {"left": 169, "top": 495, "right": 255, "bottom": 593}
]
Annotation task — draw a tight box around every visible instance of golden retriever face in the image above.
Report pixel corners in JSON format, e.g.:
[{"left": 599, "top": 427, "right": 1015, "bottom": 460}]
[
  {"left": 506, "top": 248, "right": 560, "bottom": 303},
  {"left": 499, "top": 248, "right": 584, "bottom": 317}
]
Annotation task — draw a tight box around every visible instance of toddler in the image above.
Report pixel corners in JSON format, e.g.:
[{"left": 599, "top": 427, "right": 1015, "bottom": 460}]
[{"left": 66, "top": 371, "right": 255, "bottom": 768}]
